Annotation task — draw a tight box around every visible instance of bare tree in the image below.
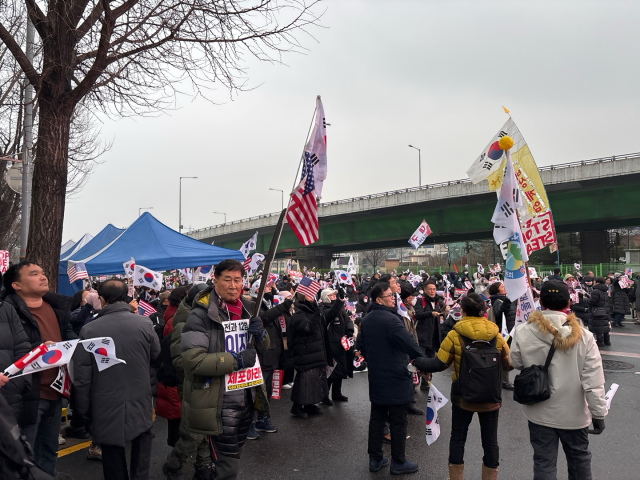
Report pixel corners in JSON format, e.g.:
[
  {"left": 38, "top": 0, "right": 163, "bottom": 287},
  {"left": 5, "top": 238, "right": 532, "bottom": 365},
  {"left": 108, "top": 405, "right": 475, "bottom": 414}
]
[
  {"left": 360, "top": 249, "right": 389, "bottom": 272},
  {"left": 0, "top": 0, "right": 321, "bottom": 289}
]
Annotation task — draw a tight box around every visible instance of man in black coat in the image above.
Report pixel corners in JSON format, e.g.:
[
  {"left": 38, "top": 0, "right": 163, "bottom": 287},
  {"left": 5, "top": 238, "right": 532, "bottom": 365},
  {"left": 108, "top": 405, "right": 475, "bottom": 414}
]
[
  {"left": 359, "top": 282, "right": 425, "bottom": 476},
  {"left": 73, "top": 279, "right": 160, "bottom": 480},
  {"left": 0, "top": 270, "right": 32, "bottom": 422},
  {"left": 1, "top": 262, "right": 76, "bottom": 477}
]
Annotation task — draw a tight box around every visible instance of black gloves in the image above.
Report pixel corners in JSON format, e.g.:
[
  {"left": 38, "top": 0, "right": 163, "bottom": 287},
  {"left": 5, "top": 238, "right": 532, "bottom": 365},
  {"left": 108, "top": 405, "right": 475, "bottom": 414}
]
[
  {"left": 588, "top": 418, "right": 605, "bottom": 435},
  {"left": 337, "top": 286, "right": 345, "bottom": 300},
  {"left": 247, "top": 316, "right": 264, "bottom": 337},
  {"left": 232, "top": 348, "right": 257, "bottom": 370}
]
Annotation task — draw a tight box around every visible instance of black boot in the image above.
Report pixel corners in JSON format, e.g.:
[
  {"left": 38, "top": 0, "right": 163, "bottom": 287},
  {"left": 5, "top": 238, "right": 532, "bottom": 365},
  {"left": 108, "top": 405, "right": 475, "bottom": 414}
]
[
  {"left": 291, "top": 403, "right": 308, "bottom": 419},
  {"left": 604, "top": 333, "right": 611, "bottom": 346}
]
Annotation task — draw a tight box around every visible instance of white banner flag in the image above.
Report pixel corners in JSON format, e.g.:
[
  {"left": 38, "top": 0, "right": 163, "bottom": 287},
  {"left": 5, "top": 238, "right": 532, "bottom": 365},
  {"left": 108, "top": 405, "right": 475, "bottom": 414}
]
[
  {"left": 239, "top": 232, "right": 258, "bottom": 260},
  {"left": 334, "top": 270, "right": 353, "bottom": 285},
  {"left": 408, "top": 220, "right": 433, "bottom": 249},
  {"left": 133, "top": 265, "right": 163, "bottom": 289},
  {"left": 503, "top": 230, "right": 530, "bottom": 302},
  {"left": 306, "top": 96, "right": 328, "bottom": 197},
  {"left": 467, "top": 118, "right": 525, "bottom": 184},
  {"left": 347, "top": 255, "right": 356, "bottom": 276},
  {"left": 22, "top": 340, "right": 79, "bottom": 374},
  {"left": 426, "top": 383, "right": 449, "bottom": 445},
  {"left": 123, "top": 257, "right": 135, "bottom": 279},
  {"left": 491, "top": 153, "right": 522, "bottom": 245},
  {"left": 246, "top": 253, "right": 265, "bottom": 275},
  {"left": 82, "top": 337, "right": 126, "bottom": 372},
  {"left": 513, "top": 287, "right": 537, "bottom": 335}
]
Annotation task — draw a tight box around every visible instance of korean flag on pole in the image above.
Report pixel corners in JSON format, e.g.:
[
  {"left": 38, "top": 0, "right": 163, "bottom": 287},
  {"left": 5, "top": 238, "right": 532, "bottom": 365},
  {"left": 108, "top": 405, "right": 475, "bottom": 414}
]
[
  {"left": 239, "top": 232, "right": 258, "bottom": 260},
  {"left": 334, "top": 270, "right": 353, "bottom": 286},
  {"left": 491, "top": 152, "right": 522, "bottom": 245},
  {"left": 22, "top": 340, "right": 79, "bottom": 374},
  {"left": 82, "top": 337, "right": 126, "bottom": 372},
  {"left": 123, "top": 257, "right": 135, "bottom": 279},
  {"left": 425, "top": 383, "right": 449, "bottom": 445},
  {"left": 133, "top": 265, "right": 163, "bottom": 290}
]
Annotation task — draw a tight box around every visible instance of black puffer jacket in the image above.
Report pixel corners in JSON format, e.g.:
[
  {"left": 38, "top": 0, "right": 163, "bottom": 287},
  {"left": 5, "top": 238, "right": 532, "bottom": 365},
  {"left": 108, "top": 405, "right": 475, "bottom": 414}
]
[
  {"left": 288, "top": 300, "right": 330, "bottom": 371},
  {"left": 611, "top": 279, "right": 631, "bottom": 315},
  {"left": 414, "top": 295, "right": 444, "bottom": 350},
  {"left": 0, "top": 292, "right": 76, "bottom": 426},
  {"left": 355, "top": 294, "right": 369, "bottom": 322},
  {"left": 321, "top": 300, "right": 354, "bottom": 380},
  {"left": 0, "top": 301, "right": 31, "bottom": 421},
  {"left": 489, "top": 294, "right": 517, "bottom": 332},
  {"left": 588, "top": 283, "right": 611, "bottom": 334},
  {"left": 259, "top": 299, "right": 293, "bottom": 371}
]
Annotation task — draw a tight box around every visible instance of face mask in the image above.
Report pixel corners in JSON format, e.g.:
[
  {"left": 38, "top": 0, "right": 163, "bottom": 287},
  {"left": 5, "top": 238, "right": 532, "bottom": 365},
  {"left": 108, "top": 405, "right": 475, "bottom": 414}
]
[
  {"left": 363, "top": 298, "right": 368, "bottom": 303},
  {"left": 411, "top": 298, "right": 417, "bottom": 306},
  {"left": 419, "top": 290, "right": 424, "bottom": 295}
]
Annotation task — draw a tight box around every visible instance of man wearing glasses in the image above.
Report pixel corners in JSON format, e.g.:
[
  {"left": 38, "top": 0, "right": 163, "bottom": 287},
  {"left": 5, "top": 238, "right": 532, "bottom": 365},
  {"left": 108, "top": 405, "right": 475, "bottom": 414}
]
[{"left": 359, "top": 282, "right": 426, "bottom": 476}]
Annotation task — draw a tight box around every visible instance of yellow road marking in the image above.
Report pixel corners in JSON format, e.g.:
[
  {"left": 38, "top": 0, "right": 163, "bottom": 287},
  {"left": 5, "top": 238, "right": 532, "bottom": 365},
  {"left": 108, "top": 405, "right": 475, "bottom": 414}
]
[{"left": 57, "top": 440, "right": 92, "bottom": 457}]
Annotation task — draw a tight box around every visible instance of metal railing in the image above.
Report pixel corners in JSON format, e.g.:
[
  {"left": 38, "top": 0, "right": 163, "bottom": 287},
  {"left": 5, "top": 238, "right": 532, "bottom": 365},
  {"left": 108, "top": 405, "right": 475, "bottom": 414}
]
[{"left": 190, "top": 152, "right": 640, "bottom": 234}]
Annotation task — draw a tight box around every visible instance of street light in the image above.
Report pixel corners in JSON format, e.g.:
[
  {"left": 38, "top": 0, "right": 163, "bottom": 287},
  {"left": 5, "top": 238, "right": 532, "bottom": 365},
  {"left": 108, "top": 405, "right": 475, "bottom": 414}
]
[
  {"left": 139, "top": 207, "right": 153, "bottom": 217},
  {"left": 179, "top": 176, "right": 198, "bottom": 233},
  {"left": 408, "top": 145, "right": 422, "bottom": 186},
  {"left": 213, "top": 211, "right": 227, "bottom": 224},
  {"left": 269, "top": 188, "right": 284, "bottom": 210}
]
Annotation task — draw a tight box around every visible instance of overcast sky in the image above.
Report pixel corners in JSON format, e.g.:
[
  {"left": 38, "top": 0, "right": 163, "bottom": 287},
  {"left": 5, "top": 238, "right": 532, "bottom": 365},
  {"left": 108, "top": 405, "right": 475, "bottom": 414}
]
[{"left": 62, "top": 0, "right": 640, "bottom": 243}]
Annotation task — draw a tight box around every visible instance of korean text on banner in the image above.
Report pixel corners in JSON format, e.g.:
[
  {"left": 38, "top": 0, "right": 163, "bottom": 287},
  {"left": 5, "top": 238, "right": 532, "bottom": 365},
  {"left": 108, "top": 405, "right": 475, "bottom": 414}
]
[
  {"left": 408, "top": 220, "right": 433, "bottom": 249},
  {"left": 513, "top": 287, "right": 537, "bottom": 335},
  {"left": 521, "top": 210, "right": 557, "bottom": 255},
  {"left": 271, "top": 370, "right": 284, "bottom": 400},
  {"left": 0, "top": 250, "right": 9, "bottom": 274},
  {"left": 223, "top": 318, "right": 264, "bottom": 391}
]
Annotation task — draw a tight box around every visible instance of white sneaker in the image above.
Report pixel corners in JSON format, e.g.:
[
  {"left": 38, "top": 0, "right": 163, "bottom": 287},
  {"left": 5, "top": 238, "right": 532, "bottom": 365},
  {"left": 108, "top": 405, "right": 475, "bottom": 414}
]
[
  {"left": 58, "top": 434, "right": 66, "bottom": 445},
  {"left": 282, "top": 383, "right": 293, "bottom": 390}
]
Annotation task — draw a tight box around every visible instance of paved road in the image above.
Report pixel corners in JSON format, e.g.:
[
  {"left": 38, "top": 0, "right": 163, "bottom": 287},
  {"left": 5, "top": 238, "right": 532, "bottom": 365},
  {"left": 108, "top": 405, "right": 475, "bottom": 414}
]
[{"left": 57, "top": 321, "right": 640, "bottom": 479}]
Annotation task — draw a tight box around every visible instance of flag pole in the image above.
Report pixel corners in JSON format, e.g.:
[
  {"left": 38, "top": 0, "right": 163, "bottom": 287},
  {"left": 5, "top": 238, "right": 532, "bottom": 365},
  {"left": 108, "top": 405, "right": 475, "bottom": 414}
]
[{"left": 251, "top": 99, "right": 320, "bottom": 318}]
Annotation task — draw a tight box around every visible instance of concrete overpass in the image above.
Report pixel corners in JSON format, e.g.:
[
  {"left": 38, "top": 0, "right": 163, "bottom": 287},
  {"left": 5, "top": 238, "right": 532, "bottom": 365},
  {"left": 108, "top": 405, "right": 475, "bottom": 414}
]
[{"left": 188, "top": 153, "right": 640, "bottom": 267}]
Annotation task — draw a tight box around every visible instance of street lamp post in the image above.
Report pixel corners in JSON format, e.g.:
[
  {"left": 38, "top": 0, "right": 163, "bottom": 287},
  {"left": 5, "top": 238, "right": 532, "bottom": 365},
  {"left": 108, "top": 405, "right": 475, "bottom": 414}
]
[
  {"left": 408, "top": 145, "right": 421, "bottom": 186},
  {"left": 269, "top": 188, "right": 284, "bottom": 210},
  {"left": 213, "top": 211, "right": 227, "bottom": 224},
  {"left": 139, "top": 207, "right": 153, "bottom": 217},
  {"left": 179, "top": 176, "right": 197, "bottom": 233}
]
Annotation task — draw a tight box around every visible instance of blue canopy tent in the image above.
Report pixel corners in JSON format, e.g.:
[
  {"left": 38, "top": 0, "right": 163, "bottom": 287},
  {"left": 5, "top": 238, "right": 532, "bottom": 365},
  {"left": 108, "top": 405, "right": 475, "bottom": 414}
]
[
  {"left": 58, "top": 224, "right": 125, "bottom": 295},
  {"left": 59, "top": 213, "right": 243, "bottom": 295},
  {"left": 60, "top": 233, "right": 94, "bottom": 260}
]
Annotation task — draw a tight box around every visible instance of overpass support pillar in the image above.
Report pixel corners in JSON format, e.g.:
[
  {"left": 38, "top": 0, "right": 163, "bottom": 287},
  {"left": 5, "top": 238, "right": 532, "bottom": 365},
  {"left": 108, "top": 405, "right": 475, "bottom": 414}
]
[
  {"left": 580, "top": 231, "right": 609, "bottom": 264},
  {"left": 295, "top": 247, "right": 333, "bottom": 269}
]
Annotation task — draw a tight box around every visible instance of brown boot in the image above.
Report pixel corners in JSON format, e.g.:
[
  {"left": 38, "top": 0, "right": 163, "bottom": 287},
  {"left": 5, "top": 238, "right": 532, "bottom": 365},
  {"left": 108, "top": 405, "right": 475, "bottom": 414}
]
[
  {"left": 481, "top": 464, "right": 498, "bottom": 480},
  {"left": 447, "top": 463, "right": 464, "bottom": 480}
]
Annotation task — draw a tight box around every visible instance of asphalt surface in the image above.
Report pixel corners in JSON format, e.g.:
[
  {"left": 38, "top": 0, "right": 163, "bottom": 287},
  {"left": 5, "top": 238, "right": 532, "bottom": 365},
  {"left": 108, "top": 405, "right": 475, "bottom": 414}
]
[{"left": 57, "top": 320, "right": 640, "bottom": 479}]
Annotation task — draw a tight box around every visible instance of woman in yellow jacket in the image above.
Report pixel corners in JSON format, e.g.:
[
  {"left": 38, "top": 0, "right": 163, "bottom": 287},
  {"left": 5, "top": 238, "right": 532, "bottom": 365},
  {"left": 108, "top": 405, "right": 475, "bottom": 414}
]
[{"left": 415, "top": 294, "right": 512, "bottom": 480}]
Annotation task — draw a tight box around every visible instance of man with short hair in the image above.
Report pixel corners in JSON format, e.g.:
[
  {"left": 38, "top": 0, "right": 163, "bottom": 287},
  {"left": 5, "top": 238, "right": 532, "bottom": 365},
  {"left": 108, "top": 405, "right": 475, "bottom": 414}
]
[
  {"left": 1, "top": 261, "right": 76, "bottom": 476},
  {"left": 360, "top": 282, "right": 425, "bottom": 475},
  {"left": 181, "top": 259, "right": 269, "bottom": 480},
  {"left": 550, "top": 268, "right": 563, "bottom": 282},
  {"left": 510, "top": 280, "right": 607, "bottom": 479},
  {"left": 73, "top": 279, "right": 161, "bottom": 480}
]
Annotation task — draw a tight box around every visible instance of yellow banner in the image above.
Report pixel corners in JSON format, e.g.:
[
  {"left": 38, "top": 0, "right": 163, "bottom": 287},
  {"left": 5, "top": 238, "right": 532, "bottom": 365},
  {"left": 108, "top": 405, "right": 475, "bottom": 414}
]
[{"left": 487, "top": 143, "right": 550, "bottom": 217}]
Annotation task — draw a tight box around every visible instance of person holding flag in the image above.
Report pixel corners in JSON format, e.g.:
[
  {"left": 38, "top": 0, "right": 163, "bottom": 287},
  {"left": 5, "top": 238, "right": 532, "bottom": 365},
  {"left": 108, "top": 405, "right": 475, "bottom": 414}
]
[{"left": 1, "top": 261, "right": 77, "bottom": 477}]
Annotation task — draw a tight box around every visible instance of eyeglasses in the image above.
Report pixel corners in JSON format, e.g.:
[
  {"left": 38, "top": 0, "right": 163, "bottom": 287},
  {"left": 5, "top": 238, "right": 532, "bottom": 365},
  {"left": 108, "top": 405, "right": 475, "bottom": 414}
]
[{"left": 378, "top": 293, "right": 394, "bottom": 299}]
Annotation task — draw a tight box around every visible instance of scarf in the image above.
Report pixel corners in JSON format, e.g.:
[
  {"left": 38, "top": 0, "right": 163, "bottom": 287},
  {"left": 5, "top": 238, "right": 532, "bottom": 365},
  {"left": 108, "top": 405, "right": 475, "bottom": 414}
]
[{"left": 216, "top": 289, "right": 243, "bottom": 320}]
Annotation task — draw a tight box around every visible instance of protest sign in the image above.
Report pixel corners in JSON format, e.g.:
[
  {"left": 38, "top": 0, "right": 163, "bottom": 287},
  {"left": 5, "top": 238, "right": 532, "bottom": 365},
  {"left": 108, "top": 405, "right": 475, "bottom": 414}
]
[
  {"left": 271, "top": 370, "right": 283, "bottom": 400},
  {"left": 408, "top": 220, "right": 432, "bottom": 249},
  {"left": 223, "top": 318, "right": 264, "bottom": 391},
  {"left": 225, "top": 360, "right": 264, "bottom": 391},
  {"left": 0, "top": 250, "right": 8, "bottom": 274},
  {"left": 521, "top": 211, "right": 557, "bottom": 255}
]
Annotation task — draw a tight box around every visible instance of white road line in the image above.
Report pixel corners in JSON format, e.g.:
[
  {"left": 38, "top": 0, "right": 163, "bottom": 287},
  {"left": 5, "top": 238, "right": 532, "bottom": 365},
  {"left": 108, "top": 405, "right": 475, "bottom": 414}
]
[{"left": 600, "top": 351, "right": 640, "bottom": 359}]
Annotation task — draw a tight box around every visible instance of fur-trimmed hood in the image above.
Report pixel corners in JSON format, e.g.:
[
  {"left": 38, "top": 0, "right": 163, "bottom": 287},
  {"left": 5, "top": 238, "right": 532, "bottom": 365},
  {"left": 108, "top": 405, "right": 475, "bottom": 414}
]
[{"left": 527, "top": 310, "right": 582, "bottom": 351}]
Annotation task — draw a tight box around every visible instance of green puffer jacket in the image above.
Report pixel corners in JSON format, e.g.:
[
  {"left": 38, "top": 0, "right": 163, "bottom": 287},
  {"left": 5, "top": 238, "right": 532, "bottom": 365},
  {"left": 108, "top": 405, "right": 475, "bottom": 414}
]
[
  {"left": 170, "top": 298, "right": 193, "bottom": 398},
  {"left": 180, "top": 287, "right": 269, "bottom": 436}
]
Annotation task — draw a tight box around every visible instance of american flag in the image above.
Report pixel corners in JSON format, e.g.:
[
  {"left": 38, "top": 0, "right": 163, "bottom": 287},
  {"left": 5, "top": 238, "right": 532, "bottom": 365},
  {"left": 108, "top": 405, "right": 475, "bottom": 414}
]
[
  {"left": 286, "top": 152, "right": 318, "bottom": 246},
  {"left": 67, "top": 262, "right": 89, "bottom": 283},
  {"left": 243, "top": 257, "right": 251, "bottom": 272},
  {"left": 138, "top": 300, "right": 157, "bottom": 317},
  {"left": 296, "top": 276, "right": 321, "bottom": 299}
]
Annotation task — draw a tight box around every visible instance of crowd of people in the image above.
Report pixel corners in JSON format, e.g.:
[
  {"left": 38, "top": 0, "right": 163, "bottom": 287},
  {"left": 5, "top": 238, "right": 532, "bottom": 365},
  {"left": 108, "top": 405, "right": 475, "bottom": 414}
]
[{"left": 0, "top": 259, "right": 637, "bottom": 479}]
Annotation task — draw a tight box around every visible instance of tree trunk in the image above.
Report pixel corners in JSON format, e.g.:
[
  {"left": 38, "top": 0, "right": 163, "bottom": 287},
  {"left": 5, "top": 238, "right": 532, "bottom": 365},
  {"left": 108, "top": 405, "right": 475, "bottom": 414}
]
[{"left": 26, "top": 98, "right": 72, "bottom": 292}]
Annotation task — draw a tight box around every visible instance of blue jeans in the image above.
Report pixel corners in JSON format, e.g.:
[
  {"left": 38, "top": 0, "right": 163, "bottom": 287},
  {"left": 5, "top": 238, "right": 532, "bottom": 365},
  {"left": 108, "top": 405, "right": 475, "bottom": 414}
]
[{"left": 22, "top": 398, "right": 62, "bottom": 476}]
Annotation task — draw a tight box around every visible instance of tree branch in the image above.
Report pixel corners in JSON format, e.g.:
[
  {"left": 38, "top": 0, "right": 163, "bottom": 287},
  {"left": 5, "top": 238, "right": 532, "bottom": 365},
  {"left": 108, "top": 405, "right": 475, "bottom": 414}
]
[{"left": 0, "top": 21, "right": 40, "bottom": 89}]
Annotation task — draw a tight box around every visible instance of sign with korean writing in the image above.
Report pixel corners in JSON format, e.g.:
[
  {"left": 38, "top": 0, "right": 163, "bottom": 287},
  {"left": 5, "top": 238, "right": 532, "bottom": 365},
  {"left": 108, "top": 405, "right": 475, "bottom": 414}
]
[
  {"left": 522, "top": 210, "right": 557, "bottom": 255},
  {"left": 271, "top": 369, "right": 283, "bottom": 400},
  {"left": 514, "top": 164, "right": 547, "bottom": 216},
  {"left": 408, "top": 220, "right": 433, "bottom": 249},
  {"left": 223, "top": 318, "right": 264, "bottom": 391},
  {"left": 0, "top": 250, "right": 8, "bottom": 273}
]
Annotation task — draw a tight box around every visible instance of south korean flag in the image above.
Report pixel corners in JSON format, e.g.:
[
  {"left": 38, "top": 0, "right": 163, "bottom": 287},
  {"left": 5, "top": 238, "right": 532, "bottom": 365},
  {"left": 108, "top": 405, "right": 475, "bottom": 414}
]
[{"left": 82, "top": 337, "right": 126, "bottom": 372}]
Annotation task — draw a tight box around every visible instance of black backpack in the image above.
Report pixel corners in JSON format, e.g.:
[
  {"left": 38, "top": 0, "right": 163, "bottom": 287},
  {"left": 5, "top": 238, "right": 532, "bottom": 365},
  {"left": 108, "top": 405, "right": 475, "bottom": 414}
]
[
  {"left": 458, "top": 334, "right": 502, "bottom": 405},
  {"left": 155, "top": 332, "right": 178, "bottom": 387}
]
